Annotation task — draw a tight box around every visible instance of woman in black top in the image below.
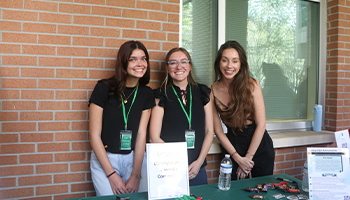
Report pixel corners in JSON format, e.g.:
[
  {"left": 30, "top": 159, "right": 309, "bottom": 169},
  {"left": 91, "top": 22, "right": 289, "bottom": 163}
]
[
  {"left": 149, "top": 47, "right": 214, "bottom": 186},
  {"left": 89, "top": 41, "right": 155, "bottom": 196}
]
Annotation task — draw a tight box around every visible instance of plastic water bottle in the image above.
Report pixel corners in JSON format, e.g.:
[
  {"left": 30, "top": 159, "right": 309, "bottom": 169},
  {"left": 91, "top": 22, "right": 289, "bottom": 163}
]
[
  {"left": 312, "top": 105, "right": 322, "bottom": 132},
  {"left": 218, "top": 154, "right": 232, "bottom": 190},
  {"left": 302, "top": 160, "right": 309, "bottom": 192}
]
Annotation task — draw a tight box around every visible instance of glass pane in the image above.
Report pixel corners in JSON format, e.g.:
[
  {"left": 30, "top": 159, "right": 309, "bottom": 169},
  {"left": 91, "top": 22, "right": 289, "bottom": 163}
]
[
  {"left": 226, "top": 0, "right": 320, "bottom": 122},
  {"left": 182, "top": 0, "right": 217, "bottom": 86}
]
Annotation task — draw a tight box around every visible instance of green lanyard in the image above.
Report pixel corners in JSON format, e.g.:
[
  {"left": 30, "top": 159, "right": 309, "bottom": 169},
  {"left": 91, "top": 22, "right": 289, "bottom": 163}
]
[
  {"left": 171, "top": 84, "right": 192, "bottom": 130},
  {"left": 121, "top": 83, "right": 139, "bottom": 130}
]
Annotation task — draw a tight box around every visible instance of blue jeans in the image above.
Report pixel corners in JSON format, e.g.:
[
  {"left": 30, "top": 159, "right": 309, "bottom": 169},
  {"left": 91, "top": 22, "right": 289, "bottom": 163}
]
[{"left": 189, "top": 167, "right": 208, "bottom": 186}]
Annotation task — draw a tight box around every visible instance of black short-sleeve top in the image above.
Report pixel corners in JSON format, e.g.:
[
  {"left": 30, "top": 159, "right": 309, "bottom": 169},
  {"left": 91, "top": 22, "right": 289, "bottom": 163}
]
[
  {"left": 89, "top": 81, "right": 155, "bottom": 154},
  {"left": 154, "top": 84, "right": 211, "bottom": 168}
]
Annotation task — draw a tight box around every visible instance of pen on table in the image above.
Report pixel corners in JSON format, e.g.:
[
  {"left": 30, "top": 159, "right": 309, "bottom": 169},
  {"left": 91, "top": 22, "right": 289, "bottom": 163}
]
[{"left": 275, "top": 177, "right": 297, "bottom": 183}]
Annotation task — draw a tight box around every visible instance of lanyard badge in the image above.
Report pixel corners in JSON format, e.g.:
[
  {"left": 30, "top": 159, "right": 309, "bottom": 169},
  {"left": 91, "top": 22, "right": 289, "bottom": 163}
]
[
  {"left": 119, "top": 83, "right": 139, "bottom": 151},
  {"left": 172, "top": 85, "right": 195, "bottom": 149}
]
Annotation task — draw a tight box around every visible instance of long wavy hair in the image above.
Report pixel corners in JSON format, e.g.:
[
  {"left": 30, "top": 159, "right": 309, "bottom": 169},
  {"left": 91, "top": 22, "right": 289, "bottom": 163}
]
[
  {"left": 100, "top": 40, "right": 150, "bottom": 101},
  {"left": 214, "top": 41, "right": 255, "bottom": 130},
  {"left": 161, "top": 47, "right": 197, "bottom": 89}
]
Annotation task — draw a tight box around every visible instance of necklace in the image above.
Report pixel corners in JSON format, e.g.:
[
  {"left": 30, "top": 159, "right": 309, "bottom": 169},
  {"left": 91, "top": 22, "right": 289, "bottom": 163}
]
[{"left": 122, "top": 86, "right": 137, "bottom": 104}]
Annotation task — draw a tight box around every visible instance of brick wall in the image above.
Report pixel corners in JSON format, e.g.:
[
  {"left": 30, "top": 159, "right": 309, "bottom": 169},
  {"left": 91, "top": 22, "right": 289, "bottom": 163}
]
[
  {"left": 0, "top": 0, "right": 178, "bottom": 199},
  {"left": 0, "top": 0, "right": 347, "bottom": 199}
]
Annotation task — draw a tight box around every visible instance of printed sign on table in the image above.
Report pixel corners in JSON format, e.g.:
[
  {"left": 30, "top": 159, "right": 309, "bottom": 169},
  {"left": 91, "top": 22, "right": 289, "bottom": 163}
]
[
  {"left": 146, "top": 142, "right": 189, "bottom": 200},
  {"left": 307, "top": 147, "right": 350, "bottom": 200},
  {"left": 334, "top": 129, "right": 350, "bottom": 157}
]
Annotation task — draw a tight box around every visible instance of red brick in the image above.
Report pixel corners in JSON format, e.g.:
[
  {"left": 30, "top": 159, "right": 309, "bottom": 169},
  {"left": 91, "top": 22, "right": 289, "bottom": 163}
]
[
  {"left": 149, "top": 31, "right": 166, "bottom": 40},
  {"left": 21, "top": 68, "right": 55, "bottom": 78},
  {"left": 71, "top": 101, "right": 89, "bottom": 111},
  {"left": 90, "top": 48, "right": 118, "bottom": 58},
  {"left": 56, "top": 91, "right": 87, "bottom": 100},
  {"left": 0, "top": 43, "right": 20, "bottom": 54},
  {"left": 286, "top": 153, "right": 303, "bottom": 161},
  {"left": 2, "top": 78, "right": 37, "bottom": 88},
  {"left": 276, "top": 161, "right": 294, "bottom": 169},
  {"left": 39, "top": 101, "right": 70, "bottom": 110},
  {"left": 105, "top": 59, "right": 117, "bottom": 69},
  {"left": 71, "top": 162, "right": 90, "bottom": 172},
  {"left": 55, "top": 111, "right": 86, "bottom": 120},
  {"left": 24, "top": 0, "right": 58, "bottom": 11},
  {"left": 2, "top": 55, "right": 37, "bottom": 66},
  {"left": 36, "top": 184, "right": 68, "bottom": 195},
  {"left": 0, "top": 21, "right": 21, "bottom": 31},
  {"left": 39, "top": 57, "right": 71, "bottom": 67},
  {"left": 39, "top": 79, "right": 71, "bottom": 89},
  {"left": 59, "top": 3, "right": 90, "bottom": 14},
  {"left": 56, "top": 69, "right": 88, "bottom": 79},
  {"left": 55, "top": 132, "right": 87, "bottom": 141},
  {"left": 71, "top": 182, "right": 94, "bottom": 192},
  {"left": 163, "top": 23, "right": 179, "bottom": 32},
  {"left": 149, "top": 11, "right": 167, "bottom": 21},
  {"left": 73, "top": 15, "right": 104, "bottom": 25},
  {"left": 88, "top": 69, "right": 115, "bottom": 79},
  {"left": 1, "top": 144, "right": 35, "bottom": 154},
  {"left": 58, "top": 25, "right": 89, "bottom": 35},
  {"left": 0, "top": 0, "right": 23, "bottom": 8},
  {"left": 0, "top": 156, "right": 18, "bottom": 165},
  {"left": 20, "top": 112, "right": 53, "bottom": 121},
  {"left": 39, "top": 13, "right": 72, "bottom": 24},
  {"left": 151, "top": 71, "right": 166, "bottom": 81},
  {"left": 72, "top": 80, "right": 97, "bottom": 90},
  {"left": 123, "top": 9, "right": 147, "bottom": 19},
  {"left": 23, "top": 22, "right": 56, "bottom": 33},
  {"left": 38, "top": 35, "right": 71, "bottom": 45},
  {"left": 106, "top": 0, "right": 135, "bottom": 8},
  {"left": 20, "top": 154, "right": 53, "bottom": 164},
  {"left": 0, "top": 134, "right": 19, "bottom": 143},
  {"left": 0, "top": 187, "right": 34, "bottom": 199},
  {"left": 276, "top": 147, "right": 295, "bottom": 154},
  {"left": 91, "top": 6, "right": 121, "bottom": 16},
  {"left": 38, "top": 122, "right": 70, "bottom": 131},
  {"left": 137, "top": 1, "right": 161, "bottom": 10},
  {"left": 54, "top": 193, "right": 86, "bottom": 200},
  {"left": 21, "top": 195, "right": 52, "bottom": 200},
  {"left": 54, "top": 173, "right": 86, "bottom": 183},
  {"left": 0, "top": 165, "right": 33, "bottom": 176},
  {"left": 0, "top": 177, "right": 16, "bottom": 187},
  {"left": 136, "top": 20, "right": 161, "bottom": 30},
  {"left": 57, "top": 46, "right": 89, "bottom": 57},
  {"left": 73, "top": 58, "right": 104, "bottom": 68},
  {"left": 0, "top": 112, "right": 18, "bottom": 121},
  {"left": 274, "top": 154, "right": 285, "bottom": 162},
  {"left": 75, "top": 0, "right": 105, "bottom": 5},
  {"left": 22, "top": 45, "right": 56, "bottom": 55},
  {"left": 168, "top": 33, "right": 179, "bottom": 41},
  {"left": 148, "top": 51, "right": 166, "bottom": 60},
  {"left": 162, "top": 3, "right": 179, "bottom": 13},
  {"left": 163, "top": 42, "right": 179, "bottom": 51},
  {"left": 38, "top": 143, "right": 70, "bottom": 152},
  {"left": 36, "top": 163, "right": 68, "bottom": 174},
  {"left": 285, "top": 168, "right": 302, "bottom": 176},
  {"left": 2, "top": 122, "right": 36, "bottom": 132},
  {"left": 22, "top": 90, "right": 54, "bottom": 99},
  {"left": 73, "top": 37, "right": 104, "bottom": 46},
  {"left": 72, "top": 121, "right": 89, "bottom": 130},
  {"left": 19, "top": 175, "right": 52, "bottom": 186},
  {"left": 105, "top": 38, "right": 127, "bottom": 48},
  {"left": 0, "top": 67, "right": 19, "bottom": 77},
  {"left": 90, "top": 27, "right": 121, "bottom": 37},
  {"left": 168, "top": 13, "right": 179, "bottom": 22},
  {"left": 55, "top": 152, "right": 86, "bottom": 162},
  {"left": 20, "top": 133, "right": 54, "bottom": 142},
  {"left": 106, "top": 18, "right": 134, "bottom": 28},
  {"left": 72, "top": 142, "right": 91, "bottom": 151},
  {"left": 122, "top": 29, "right": 147, "bottom": 39}
]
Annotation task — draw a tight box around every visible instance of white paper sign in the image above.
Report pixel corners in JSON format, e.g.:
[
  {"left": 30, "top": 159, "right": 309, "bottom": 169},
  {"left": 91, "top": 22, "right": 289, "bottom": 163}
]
[
  {"left": 307, "top": 147, "right": 350, "bottom": 200},
  {"left": 146, "top": 142, "right": 189, "bottom": 200},
  {"left": 334, "top": 129, "right": 350, "bottom": 156}
]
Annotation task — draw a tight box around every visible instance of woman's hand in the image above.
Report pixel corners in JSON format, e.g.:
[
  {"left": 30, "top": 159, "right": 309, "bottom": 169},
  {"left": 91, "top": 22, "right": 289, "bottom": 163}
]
[
  {"left": 236, "top": 166, "right": 248, "bottom": 180},
  {"left": 125, "top": 174, "right": 140, "bottom": 193},
  {"left": 108, "top": 173, "right": 128, "bottom": 195},
  {"left": 188, "top": 160, "right": 201, "bottom": 180},
  {"left": 236, "top": 156, "right": 254, "bottom": 174}
]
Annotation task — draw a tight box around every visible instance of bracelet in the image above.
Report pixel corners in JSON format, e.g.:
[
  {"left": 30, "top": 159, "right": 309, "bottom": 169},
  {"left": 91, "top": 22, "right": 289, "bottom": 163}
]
[
  {"left": 247, "top": 151, "right": 255, "bottom": 157},
  {"left": 231, "top": 151, "right": 237, "bottom": 157},
  {"left": 131, "top": 173, "right": 141, "bottom": 179},
  {"left": 107, "top": 171, "right": 116, "bottom": 178}
]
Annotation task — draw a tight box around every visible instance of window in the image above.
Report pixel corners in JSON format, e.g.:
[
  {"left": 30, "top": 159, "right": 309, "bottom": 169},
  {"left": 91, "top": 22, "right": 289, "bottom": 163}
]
[{"left": 181, "top": 0, "right": 325, "bottom": 131}]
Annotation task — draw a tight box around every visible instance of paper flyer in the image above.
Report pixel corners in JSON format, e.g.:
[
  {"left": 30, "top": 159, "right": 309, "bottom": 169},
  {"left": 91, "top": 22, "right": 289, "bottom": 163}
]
[
  {"left": 307, "top": 147, "right": 350, "bottom": 200},
  {"left": 334, "top": 129, "right": 350, "bottom": 156},
  {"left": 146, "top": 142, "right": 189, "bottom": 200}
]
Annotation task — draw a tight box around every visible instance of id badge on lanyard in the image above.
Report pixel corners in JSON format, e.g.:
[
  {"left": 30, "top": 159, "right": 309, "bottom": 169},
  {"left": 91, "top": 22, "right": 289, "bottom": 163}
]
[
  {"left": 120, "top": 130, "right": 132, "bottom": 150},
  {"left": 185, "top": 130, "right": 195, "bottom": 149}
]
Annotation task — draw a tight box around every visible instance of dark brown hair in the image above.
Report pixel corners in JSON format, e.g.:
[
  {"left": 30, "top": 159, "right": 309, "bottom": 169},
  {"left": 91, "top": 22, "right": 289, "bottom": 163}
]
[
  {"left": 100, "top": 40, "right": 150, "bottom": 101},
  {"left": 214, "top": 41, "right": 255, "bottom": 130}
]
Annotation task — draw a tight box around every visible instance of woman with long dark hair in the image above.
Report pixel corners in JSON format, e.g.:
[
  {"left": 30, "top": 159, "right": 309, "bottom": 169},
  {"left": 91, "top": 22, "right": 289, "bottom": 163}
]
[
  {"left": 89, "top": 41, "right": 155, "bottom": 195},
  {"left": 211, "top": 41, "right": 274, "bottom": 180},
  {"left": 149, "top": 47, "right": 213, "bottom": 186}
]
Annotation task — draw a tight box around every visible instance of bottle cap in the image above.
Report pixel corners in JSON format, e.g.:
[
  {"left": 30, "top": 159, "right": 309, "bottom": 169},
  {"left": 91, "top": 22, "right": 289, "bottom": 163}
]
[{"left": 225, "top": 154, "right": 230, "bottom": 158}]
